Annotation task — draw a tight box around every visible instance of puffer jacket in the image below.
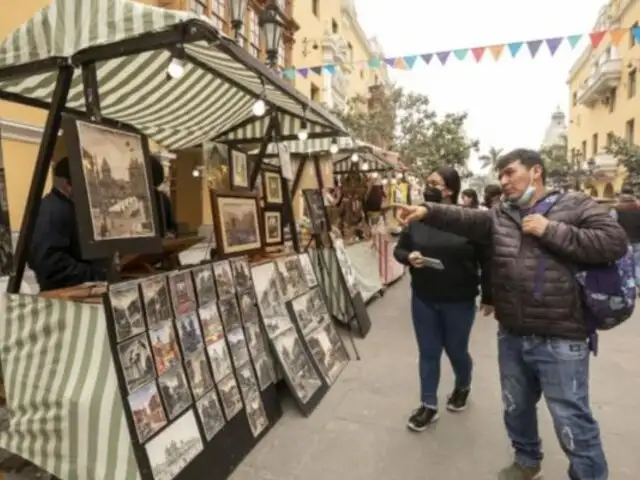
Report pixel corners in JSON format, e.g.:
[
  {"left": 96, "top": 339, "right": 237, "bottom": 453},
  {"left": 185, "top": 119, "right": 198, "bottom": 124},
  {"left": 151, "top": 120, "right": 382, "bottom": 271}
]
[{"left": 422, "top": 191, "right": 629, "bottom": 339}]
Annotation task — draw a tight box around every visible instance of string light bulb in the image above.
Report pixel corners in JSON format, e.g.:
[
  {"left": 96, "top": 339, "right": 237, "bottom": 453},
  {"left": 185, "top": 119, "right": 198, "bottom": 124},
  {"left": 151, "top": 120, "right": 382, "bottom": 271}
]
[
  {"left": 329, "top": 138, "right": 339, "bottom": 154},
  {"left": 252, "top": 98, "right": 266, "bottom": 116},
  {"left": 166, "top": 57, "right": 185, "bottom": 79},
  {"left": 297, "top": 119, "right": 308, "bottom": 141},
  {"left": 351, "top": 153, "right": 359, "bottom": 162}
]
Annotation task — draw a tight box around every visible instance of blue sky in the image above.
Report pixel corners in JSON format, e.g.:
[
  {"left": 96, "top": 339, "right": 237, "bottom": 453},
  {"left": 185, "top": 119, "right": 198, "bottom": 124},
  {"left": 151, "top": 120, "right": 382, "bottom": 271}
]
[{"left": 354, "top": 0, "right": 606, "bottom": 168}]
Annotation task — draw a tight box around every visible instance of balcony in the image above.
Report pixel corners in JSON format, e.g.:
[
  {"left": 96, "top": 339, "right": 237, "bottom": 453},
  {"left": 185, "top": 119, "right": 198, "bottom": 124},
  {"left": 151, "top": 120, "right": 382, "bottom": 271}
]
[
  {"left": 577, "top": 49, "right": 622, "bottom": 107},
  {"left": 590, "top": 153, "right": 618, "bottom": 175},
  {"left": 322, "top": 34, "right": 350, "bottom": 64}
]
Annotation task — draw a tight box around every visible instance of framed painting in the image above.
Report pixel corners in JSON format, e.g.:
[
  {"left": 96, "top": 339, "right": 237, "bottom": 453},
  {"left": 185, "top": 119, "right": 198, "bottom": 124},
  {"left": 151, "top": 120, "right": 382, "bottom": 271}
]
[
  {"left": 229, "top": 149, "right": 249, "bottom": 189},
  {"left": 210, "top": 190, "right": 262, "bottom": 258},
  {"left": 302, "top": 188, "right": 328, "bottom": 235},
  {"left": 62, "top": 115, "right": 162, "bottom": 259},
  {"left": 262, "top": 170, "right": 283, "bottom": 205},
  {"left": 263, "top": 208, "right": 283, "bottom": 246}
]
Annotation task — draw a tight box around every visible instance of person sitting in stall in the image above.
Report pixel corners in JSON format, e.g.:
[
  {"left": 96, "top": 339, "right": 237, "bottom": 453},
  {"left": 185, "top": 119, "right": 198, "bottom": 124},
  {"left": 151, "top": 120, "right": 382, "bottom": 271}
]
[
  {"left": 150, "top": 155, "right": 178, "bottom": 237},
  {"left": 28, "top": 157, "right": 108, "bottom": 292}
]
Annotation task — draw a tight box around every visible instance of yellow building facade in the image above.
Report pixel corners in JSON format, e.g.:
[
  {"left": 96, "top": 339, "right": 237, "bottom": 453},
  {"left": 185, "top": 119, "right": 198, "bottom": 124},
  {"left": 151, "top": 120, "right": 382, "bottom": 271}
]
[{"left": 567, "top": 0, "right": 640, "bottom": 198}]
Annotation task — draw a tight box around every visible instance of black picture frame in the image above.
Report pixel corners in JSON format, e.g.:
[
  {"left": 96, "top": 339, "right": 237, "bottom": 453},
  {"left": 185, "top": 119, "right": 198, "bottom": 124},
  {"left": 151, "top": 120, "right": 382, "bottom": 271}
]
[
  {"left": 302, "top": 188, "right": 328, "bottom": 235},
  {"left": 61, "top": 115, "right": 162, "bottom": 260},
  {"left": 210, "top": 190, "right": 263, "bottom": 259},
  {"left": 262, "top": 170, "right": 283, "bottom": 205},
  {"left": 262, "top": 207, "right": 283, "bottom": 246},
  {"left": 229, "top": 147, "right": 250, "bottom": 190}
]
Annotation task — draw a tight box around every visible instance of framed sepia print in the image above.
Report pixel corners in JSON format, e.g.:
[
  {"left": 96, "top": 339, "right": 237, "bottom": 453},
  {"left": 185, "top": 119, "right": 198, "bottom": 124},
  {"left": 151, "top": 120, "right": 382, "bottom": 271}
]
[
  {"left": 263, "top": 170, "right": 283, "bottom": 205},
  {"left": 230, "top": 148, "right": 249, "bottom": 189},
  {"left": 302, "top": 188, "right": 328, "bottom": 235},
  {"left": 210, "top": 190, "right": 262, "bottom": 258},
  {"left": 263, "top": 209, "right": 283, "bottom": 246},
  {"left": 62, "top": 115, "right": 162, "bottom": 259}
]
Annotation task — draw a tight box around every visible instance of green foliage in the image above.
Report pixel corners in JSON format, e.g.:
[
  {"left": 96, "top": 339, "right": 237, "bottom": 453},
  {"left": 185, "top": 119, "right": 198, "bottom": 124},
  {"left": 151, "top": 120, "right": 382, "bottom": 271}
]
[
  {"left": 480, "top": 146, "right": 503, "bottom": 170},
  {"left": 605, "top": 134, "right": 640, "bottom": 185}
]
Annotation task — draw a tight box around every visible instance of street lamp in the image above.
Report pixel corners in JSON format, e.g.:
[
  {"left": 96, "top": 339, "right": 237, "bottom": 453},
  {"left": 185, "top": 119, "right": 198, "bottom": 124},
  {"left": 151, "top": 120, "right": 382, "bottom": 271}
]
[
  {"left": 260, "top": 2, "right": 284, "bottom": 67},
  {"left": 228, "top": 0, "right": 248, "bottom": 41}
]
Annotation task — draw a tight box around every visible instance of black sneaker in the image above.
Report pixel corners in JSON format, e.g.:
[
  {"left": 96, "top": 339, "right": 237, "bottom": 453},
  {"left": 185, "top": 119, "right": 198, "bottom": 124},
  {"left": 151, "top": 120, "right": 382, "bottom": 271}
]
[
  {"left": 446, "top": 387, "right": 470, "bottom": 412},
  {"left": 406, "top": 405, "right": 439, "bottom": 432}
]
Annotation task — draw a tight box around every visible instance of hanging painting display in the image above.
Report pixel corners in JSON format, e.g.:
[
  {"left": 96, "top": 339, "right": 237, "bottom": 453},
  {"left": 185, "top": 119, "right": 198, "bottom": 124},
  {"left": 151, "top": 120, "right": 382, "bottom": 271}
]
[
  {"left": 263, "top": 170, "right": 283, "bottom": 205},
  {"left": 263, "top": 208, "right": 283, "bottom": 246},
  {"left": 230, "top": 149, "right": 249, "bottom": 189},
  {"left": 210, "top": 191, "right": 262, "bottom": 258},
  {"left": 302, "top": 188, "right": 328, "bottom": 235}
]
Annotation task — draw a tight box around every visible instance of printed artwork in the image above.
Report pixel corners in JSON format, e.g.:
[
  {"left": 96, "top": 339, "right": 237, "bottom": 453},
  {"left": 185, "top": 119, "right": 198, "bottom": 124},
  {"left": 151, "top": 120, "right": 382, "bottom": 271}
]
[
  {"left": 231, "top": 150, "right": 249, "bottom": 188},
  {"left": 218, "top": 296, "right": 242, "bottom": 332},
  {"left": 226, "top": 327, "right": 251, "bottom": 367},
  {"left": 168, "top": 270, "right": 197, "bottom": 316},
  {"left": 236, "top": 364, "right": 269, "bottom": 437},
  {"left": 149, "top": 322, "right": 181, "bottom": 376},
  {"left": 207, "top": 339, "right": 233, "bottom": 381},
  {"left": 229, "top": 256, "right": 252, "bottom": 293},
  {"left": 217, "top": 374, "right": 243, "bottom": 420},
  {"left": 192, "top": 264, "right": 216, "bottom": 306},
  {"left": 213, "top": 260, "right": 235, "bottom": 298},
  {"left": 196, "top": 389, "right": 225, "bottom": 441},
  {"left": 185, "top": 347, "right": 214, "bottom": 401},
  {"left": 238, "top": 290, "right": 259, "bottom": 325},
  {"left": 109, "top": 281, "right": 145, "bottom": 342},
  {"left": 275, "top": 255, "right": 308, "bottom": 301},
  {"left": 290, "top": 288, "right": 329, "bottom": 336},
  {"left": 118, "top": 333, "right": 156, "bottom": 393},
  {"left": 252, "top": 354, "right": 275, "bottom": 391},
  {"left": 176, "top": 313, "right": 204, "bottom": 355},
  {"left": 214, "top": 195, "right": 262, "bottom": 255},
  {"left": 331, "top": 235, "right": 358, "bottom": 297},
  {"left": 0, "top": 138, "right": 14, "bottom": 276},
  {"left": 157, "top": 365, "right": 192, "bottom": 419},
  {"left": 306, "top": 321, "right": 349, "bottom": 385},
  {"left": 264, "top": 211, "right": 282, "bottom": 245},
  {"left": 198, "top": 302, "right": 224, "bottom": 346},
  {"left": 298, "top": 253, "right": 318, "bottom": 289},
  {"left": 251, "top": 262, "right": 291, "bottom": 338},
  {"left": 128, "top": 381, "right": 167, "bottom": 443},
  {"left": 140, "top": 275, "right": 173, "bottom": 328},
  {"left": 264, "top": 171, "right": 283, "bottom": 204}
]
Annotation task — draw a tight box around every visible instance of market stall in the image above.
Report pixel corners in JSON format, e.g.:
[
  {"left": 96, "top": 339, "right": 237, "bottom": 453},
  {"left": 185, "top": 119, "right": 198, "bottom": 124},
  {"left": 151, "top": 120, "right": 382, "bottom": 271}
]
[{"left": 0, "top": 1, "right": 353, "bottom": 479}]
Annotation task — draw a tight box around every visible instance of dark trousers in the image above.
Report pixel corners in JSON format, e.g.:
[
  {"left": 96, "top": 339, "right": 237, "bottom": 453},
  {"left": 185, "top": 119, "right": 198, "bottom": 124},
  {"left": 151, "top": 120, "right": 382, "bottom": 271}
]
[{"left": 411, "top": 292, "right": 476, "bottom": 407}]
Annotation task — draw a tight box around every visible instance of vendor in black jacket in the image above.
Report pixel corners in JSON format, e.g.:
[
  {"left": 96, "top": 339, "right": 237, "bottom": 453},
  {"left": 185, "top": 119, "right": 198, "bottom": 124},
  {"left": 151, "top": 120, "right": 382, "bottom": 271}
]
[
  {"left": 394, "top": 166, "right": 492, "bottom": 432},
  {"left": 28, "top": 157, "right": 108, "bottom": 291}
]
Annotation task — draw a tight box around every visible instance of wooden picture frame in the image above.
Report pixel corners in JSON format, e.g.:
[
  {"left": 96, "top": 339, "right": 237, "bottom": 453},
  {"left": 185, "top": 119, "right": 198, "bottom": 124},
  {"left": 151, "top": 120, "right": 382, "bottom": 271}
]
[
  {"left": 262, "top": 170, "right": 283, "bottom": 205},
  {"left": 229, "top": 148, "right": 249, "bottom": 190},
  {"left": 210, "top": 190, "right": 263, "bottom": 258},
  {"left": 62, "top": 115, "right": 162, "bottom": 259},
  {"left": 262, "top": 208, "right": 283, "bottom": 246}
]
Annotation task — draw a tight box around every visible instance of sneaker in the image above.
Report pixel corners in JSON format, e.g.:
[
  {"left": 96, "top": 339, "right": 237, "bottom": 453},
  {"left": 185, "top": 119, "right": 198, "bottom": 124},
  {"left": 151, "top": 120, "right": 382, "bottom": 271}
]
[
  {"left": 498, "top": 462, "right": 543, "bottom": 480},
  {"left": 446, "top": 387, "right": 470, "bottom": 412},
  {"left": 406, "top": 405, "right": 439, "bottom": 432}
]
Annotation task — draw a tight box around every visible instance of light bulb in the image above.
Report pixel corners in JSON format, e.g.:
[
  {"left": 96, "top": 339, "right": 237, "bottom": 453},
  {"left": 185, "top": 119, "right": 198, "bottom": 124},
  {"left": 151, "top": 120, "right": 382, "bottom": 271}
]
[
  {"left": 167, "top": 58, "right": 185, "bottom": 79},
  {"left": 391, "top": 178, "right": 397, "bottom": 185},
  {"left": 396, "top": 172, "right": 403, "bottom": 179},
  {"left": 372, "top": 172, "right": 379, "bottom": 179},
  {"left": 297, "top": 129, "right": 308, "bottom": 141},
  {"left": 361, "top": 162, "right": 369, "bottom": 170},
  {"left": 192, "top": 168, "right": 201, "bottom": 177},
  {"left": 252, "top": 99, "right": 266, "bottom": 116},
  {"left": 329, "top": 142, "right": 339, "bottom": 154},
  {"left": 351, "top": 153, "right": 359, "bottom": 162},
  {"left": 381, "top": 179, "right": 388, "bottom": 185}
]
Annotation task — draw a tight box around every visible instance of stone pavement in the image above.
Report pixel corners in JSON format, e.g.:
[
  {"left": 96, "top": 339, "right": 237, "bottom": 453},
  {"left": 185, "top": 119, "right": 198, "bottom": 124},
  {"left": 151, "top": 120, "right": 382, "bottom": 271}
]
[{"left": 231, "top": 275, "right": 640, "bottom": 479}]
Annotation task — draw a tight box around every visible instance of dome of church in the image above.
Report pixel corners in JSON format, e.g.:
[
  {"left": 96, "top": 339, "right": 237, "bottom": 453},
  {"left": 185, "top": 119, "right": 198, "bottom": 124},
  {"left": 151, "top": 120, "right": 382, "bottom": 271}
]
[{"left": 540, "top": 106, "right": 567, "bottom": 149}]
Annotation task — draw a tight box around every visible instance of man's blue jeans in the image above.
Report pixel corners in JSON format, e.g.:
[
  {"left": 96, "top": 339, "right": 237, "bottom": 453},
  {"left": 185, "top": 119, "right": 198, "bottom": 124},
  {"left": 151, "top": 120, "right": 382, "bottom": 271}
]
[
  {"left": 498, "top": 330, "right": 608, "bottom": 479},
  {"left": 411, "top": 292, "right": 475, "bottom": 408}
]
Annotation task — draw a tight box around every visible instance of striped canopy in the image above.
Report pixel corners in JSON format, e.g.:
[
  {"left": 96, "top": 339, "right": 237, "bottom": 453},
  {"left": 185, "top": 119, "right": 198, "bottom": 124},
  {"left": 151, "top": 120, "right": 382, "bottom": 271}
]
[{"left": 0, "top": 0, "right": 347, "bottom": 150}]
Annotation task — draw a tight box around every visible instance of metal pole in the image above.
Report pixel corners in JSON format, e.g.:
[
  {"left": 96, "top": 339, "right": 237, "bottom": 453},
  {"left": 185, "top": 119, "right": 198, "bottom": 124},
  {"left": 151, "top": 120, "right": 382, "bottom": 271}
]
[
  {"left": 7, "top": 66, "right": 74, "bottom": 293},
  {"left": 249, "top": 115, "right": 277, "bottom": 189}
]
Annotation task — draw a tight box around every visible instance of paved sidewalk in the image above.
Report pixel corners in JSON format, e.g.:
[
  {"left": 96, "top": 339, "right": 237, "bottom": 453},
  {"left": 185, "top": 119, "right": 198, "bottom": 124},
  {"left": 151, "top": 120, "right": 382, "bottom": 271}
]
[{"left": 231, "top": 275, "right": 640, "bottom": 479}]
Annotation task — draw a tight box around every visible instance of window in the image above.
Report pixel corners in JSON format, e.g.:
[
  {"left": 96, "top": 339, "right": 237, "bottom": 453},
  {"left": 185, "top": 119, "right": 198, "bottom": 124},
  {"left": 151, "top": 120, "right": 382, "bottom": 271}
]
[
  {"left": 608, "top": 87, "right": 617, "bottom": 113},
  {"left": 277, "top": 42, "right": 285, "bottom": 68},
  {"left": 626, "top": 118, "right": 635, "bottom": 144},
  {"left": 311, "top": 0, "right": 319, "bottom": 16},
  {"left": 581, "top": 140, "right": 587, "bottom": 159},
  {"left": 210, "top": 0, "right": 226, "bottom": 31},
  {"left": 628, "top": 69, "right": 636, "bottom": 98},
  {"left": 310, "top": 83, "right": 320, "bottom": 101},
  {"left": 631, "top": 21, "right": 639, "bottom": 48},
  {"left": 249, "top": 8, "right": 260, "bottom": 57},
  {"left": 572, "top": 92, "right": 577, "bottom": 106},
  {"left": 592, "top": 133, "right": 598, "bottom": 155},
  {"left": 276, "top": 0, "right": 286, "bottom": 11},
  {"left": 332, "top": 19, "right": 339, "bottom": 34},
  {"left": 607, "top": 132, "right": 615, "bottom": 148},
  {"left": 189, "top": 0, "right": 207, "bottom": 15}
]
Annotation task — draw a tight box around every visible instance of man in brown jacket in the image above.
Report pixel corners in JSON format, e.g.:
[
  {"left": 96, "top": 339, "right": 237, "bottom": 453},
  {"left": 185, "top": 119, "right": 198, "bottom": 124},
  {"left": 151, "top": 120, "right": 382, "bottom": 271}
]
[{"left": 396, "top": 149, "right": 628, "bottom": 480}]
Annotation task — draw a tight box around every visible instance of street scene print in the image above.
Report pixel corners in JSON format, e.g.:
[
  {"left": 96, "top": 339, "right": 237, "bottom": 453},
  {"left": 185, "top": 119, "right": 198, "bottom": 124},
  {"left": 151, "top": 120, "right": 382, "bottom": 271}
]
[
  {"left": 128, "top": 380, "right": 167, "bottom": 444},
  {"left": 109, "top": 281, "right": 145, "bottom": 342},
  {"left": 157, "top": 365, "right": 192, "bottom": 420},
  {"left": 236, "top": 363, "right": 269, "bottom": 438},
  {"left": 290, "top": 287, "right": 330, "bottom": 336},
  {"left": 184, "top": 347, "right": 214, "bottom": 401},
  {"left": 251, "top": 261, "right": 294, "bottom": 338},
  {"left": 227, "top": 327, "right": 251, "bottom": 367},
  {"left": 272, "top": 327, "right": 322, "bottom": 404},
  {"left": 238, "top": 289, "right": 259, "bottom": 325},
  {"left": 252, "top": 354, "right": 275, "bottom": 391},
  {"left": 175, "top": 312, "right": 204, "bottom": 355},
  {"left": 243, "top": 320, "right": 268, "bottom": 361},
  {"left": 275, "top": 255, "right": 308, "bottom": 301},
  {"left": 145, "top": 409, "right": 203, "bottom": 480},
  {"left": 331, "top": 235, "right": 358, "bottom": 297},
  {"left": 168, "top": 270, "right": 197, "bottom": 316},
  {"left": 298, "top": 252, "right": 318, "bottom": 289},
  {"left": 75, "top": 121, "right": 156, "bottom": 241},
  {"left": 192, "top": 263, "right": 216, "bottom": 306},
  {"left": 213, "top": 260, "right": 235, "bottom": 298},
  {"left": 198, "top": 302, "right": 224, "bottom": 346},
  {"left": 218, "top": 296, "right": 242, "bottom": 332},
  {"left": 229, "top": 256, "right": 252, "bottom": 292},
  {"left": 117, "top": 333, "right": 155, "bottom": 393},
  {"left": 140, "top": 275, "right": 173, "bottom": 328},
  {"left": 306, "top": 321, "right": 349, "bottom": 386},
  {"left": 207, "top": 338, "right": 233, "bottom": 381},
  {"left": 196, "top": 389, "right": 225, "bottom": 441},
  {"left": 149, "top": 322, "right": 181, "bottom": 376},
  {"left": 217, "top": 374, "right": 243, "bottom": 420}
]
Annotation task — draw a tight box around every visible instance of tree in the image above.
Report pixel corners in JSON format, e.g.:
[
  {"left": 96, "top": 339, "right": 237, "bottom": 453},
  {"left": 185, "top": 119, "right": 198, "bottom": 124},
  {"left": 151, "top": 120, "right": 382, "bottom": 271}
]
[
  {"left": 480, "top": 146, "right": 503, "bottom": 170},
  {"left": 605, "top": 134, "right": 640, "bottom": 187}
]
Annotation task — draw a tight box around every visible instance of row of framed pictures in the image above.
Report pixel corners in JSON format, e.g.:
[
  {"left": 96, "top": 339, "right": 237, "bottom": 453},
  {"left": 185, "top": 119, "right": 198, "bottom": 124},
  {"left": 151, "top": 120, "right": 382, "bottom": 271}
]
[
  {"left": 105, "top": 257, "right": 277, "bottom": 480},
  {"left": 227, "top": 147, "right": 284, "bottom": 207}
]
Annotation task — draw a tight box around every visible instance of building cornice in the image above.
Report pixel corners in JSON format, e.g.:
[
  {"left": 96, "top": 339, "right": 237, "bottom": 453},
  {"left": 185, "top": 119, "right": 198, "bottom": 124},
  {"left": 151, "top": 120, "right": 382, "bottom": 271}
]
[{"left": 0, "top": 119, "right": 46, "bottom": 144}]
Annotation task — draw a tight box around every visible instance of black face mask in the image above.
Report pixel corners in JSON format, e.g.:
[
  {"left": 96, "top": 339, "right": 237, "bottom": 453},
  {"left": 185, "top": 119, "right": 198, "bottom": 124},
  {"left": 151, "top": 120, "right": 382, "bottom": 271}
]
[{"left": 423, "top": 186, "right": 443, "bottom": 203}]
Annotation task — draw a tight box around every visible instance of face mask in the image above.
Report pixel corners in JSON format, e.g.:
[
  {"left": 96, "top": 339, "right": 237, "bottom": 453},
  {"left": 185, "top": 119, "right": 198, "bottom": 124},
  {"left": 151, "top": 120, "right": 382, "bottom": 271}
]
[
  {"left": 507, "top": 175, "right": 535, "bottom": 207},
  {"left": 423, "top": 186, "right": 443, "bottom": 203}
]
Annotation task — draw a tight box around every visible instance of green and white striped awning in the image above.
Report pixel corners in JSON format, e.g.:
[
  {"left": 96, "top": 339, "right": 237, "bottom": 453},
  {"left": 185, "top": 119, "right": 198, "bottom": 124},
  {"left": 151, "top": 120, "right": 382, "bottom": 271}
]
[
  {"left": 250, "top": 135, "right": 355, "bottom": 155},
  {"left": 333, "top": 152, "right": 394, "bottom": 174},
  {"left": 0, "top": 0, "right": 347, "bottom": 150}
]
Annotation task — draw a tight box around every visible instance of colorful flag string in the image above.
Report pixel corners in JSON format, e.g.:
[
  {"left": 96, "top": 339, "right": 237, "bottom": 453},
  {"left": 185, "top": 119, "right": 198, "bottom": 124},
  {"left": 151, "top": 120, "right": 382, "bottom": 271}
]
[{"left": 281, "top": 27, "right": 640, "bottom": 80}]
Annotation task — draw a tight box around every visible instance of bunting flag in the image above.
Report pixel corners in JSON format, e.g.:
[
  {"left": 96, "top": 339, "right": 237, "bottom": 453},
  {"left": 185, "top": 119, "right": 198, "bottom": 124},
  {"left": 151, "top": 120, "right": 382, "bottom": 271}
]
[{"left": 282, "top": 27, "right": 640, "bottom": 79}]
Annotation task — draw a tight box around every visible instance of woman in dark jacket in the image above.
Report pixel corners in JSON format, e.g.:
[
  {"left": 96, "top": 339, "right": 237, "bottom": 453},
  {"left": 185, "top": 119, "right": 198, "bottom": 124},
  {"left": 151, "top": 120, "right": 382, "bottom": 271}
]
[
  {"left": 394, "top": 166, "right": 492, "bottom": 432},
  {"left": 460, "top": 188, "right": 479, "bottom": 208}
]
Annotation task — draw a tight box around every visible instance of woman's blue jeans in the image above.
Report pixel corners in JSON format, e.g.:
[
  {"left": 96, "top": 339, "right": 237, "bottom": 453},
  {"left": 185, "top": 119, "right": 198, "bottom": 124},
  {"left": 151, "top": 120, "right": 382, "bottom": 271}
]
[{"left": 411, "top": 292, "right": 476, "bottom": 408}]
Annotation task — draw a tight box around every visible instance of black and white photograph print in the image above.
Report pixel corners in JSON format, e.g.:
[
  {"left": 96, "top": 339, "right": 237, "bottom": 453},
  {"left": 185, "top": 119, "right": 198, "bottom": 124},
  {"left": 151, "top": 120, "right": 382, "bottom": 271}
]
[
  {"left": 185, "top": 347, "right": 215, "bottom": 401},
  {"left": 198, "top": 302, "right": 224, "bottom": 346},
  {"left": 236, "top": 363, "right": 269, "bottom": 437},
  {"left": 157, "top": 365, "right": 192, "bottom": 420},
  {"left": 306, "top": 321, "right": 349, "bottom": 385},
  {"left": 0, "top": 144, "right": 14, "bottom": 277},
  {"left": 213, "top": 260, "right": 235, "bottom": 298},
  {"left": 196, "top": 389, "right": 225, "bottom": 441},
  {"left": 207, "top": 339, "right": 233, "bottom": 381},
  {"left": 128, "top": 380, "right": 167, "bottom": 444},
  {"left": 145, "top": 409, "right": 203, "bottom": 480},
  {"left": 243, "top": 320, "right": 268, "bottom": 360},
  {"left": 331, "top": 234, "right": 358, "bottom": 297},
  {"left": 298, "top": 252, "right": 318, "bottom": 289},
  {"left": 176, "top": 312, "right": 204, "bottom": 355},
  {"left": 231, "top": 149, "right": 249, "bottom": 189},
  {"left": 117, "top": 333, "right": 155, "bottom": 393},
  {"left": 192, "top": 264, "right": 216, "bottom": 306},
  {"left": 227, "top": 327, "right": 250, "bottom": 367},
  {"left": 238, "top": 289, "right": 259, "bottom": 325},
  {"left": 272, "top": 328, "right": 322, "bottom": 404},
  {"left": 140, "top": 275, "right": 173, "bottom": 328},
  {"left": 229, "top": 256, "right": 252, "bottom": 292},
  {"left": 251, "top": 262, "right": 293, "bottom": 338},
  {"left": 149, "top": 322, "right": 181, "bottom": 376},
  {"left": 217, "top": 374, "right": 243, "bottom": 420},
  {"left": 275, "top": 255, "right": 307, "bottom": 301},
  {"left": 253, "top": 354, "right": 275, "bottom": 391},
  {"left": 291, "top": 287, "right": 329, "bottom": 336},
  {"left": 218, "top": 296, "right": 242, "bottom": 333},
  {"left": 168, "top": 270, "right": 197, "bottom": 316},
  {"left": 109, "top": 281, "right": 145, "bottom": 342}
]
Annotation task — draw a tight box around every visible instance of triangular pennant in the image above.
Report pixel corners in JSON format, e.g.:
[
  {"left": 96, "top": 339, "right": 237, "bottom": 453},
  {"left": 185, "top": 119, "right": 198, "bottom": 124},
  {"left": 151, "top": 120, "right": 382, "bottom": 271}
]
[
  {"left": 393, "top": 57, "right": 407, "bottom": 69},
  {"left": 436, "top": 51, "right": 451, "bottom": 65},
  {"left": 403, "top": 55, "right": 418, "bottom": 69},
  {"left": 567, "top": 34, "right": 582, "bottom": 49},
  {"left": 384, "top": 57, "right": 396, "bottom": 67},
  {"left": 610, "top": 28, "right": 627, "bottom": 46},
  {"left": 545, "top": 37, "right": 563, "bottom": 56},
  {"left": 298, "top": 68, "right": 309, "bottom": 78},
  {"left": 632, "top": 27, "right": 640, "bottom": 44},
  {"left": 283, "top": 69, "right": 296, "bottom": 79},
  {"left": 368, "top": 57, "right": 381, "bottom": 68},
  {"left": 590, "top": 31, "right": 606, "bottom": 48},
  {"left": 453, "top": 49, "right": 468, "bottom": 60},
  {"left": 507, "top": 42, "right": 523, "bottom": 57},
  {"left": 489, "top": 44, "right": 504, "bottom": 60},
  {"left": 310, "top": 66, "right": 323, "bottom": 75},
  {"left": 421, "top": 53, "right": 433, "bottom": 65},
  {"left": 527, "top": 40, "right": 543, "bottom": 57},
  {"left": 471, "top": 47, "right": 485, "bottom": 62},
  {"left": 323, "top": 64, "right": 336, "bottom": 75}
]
